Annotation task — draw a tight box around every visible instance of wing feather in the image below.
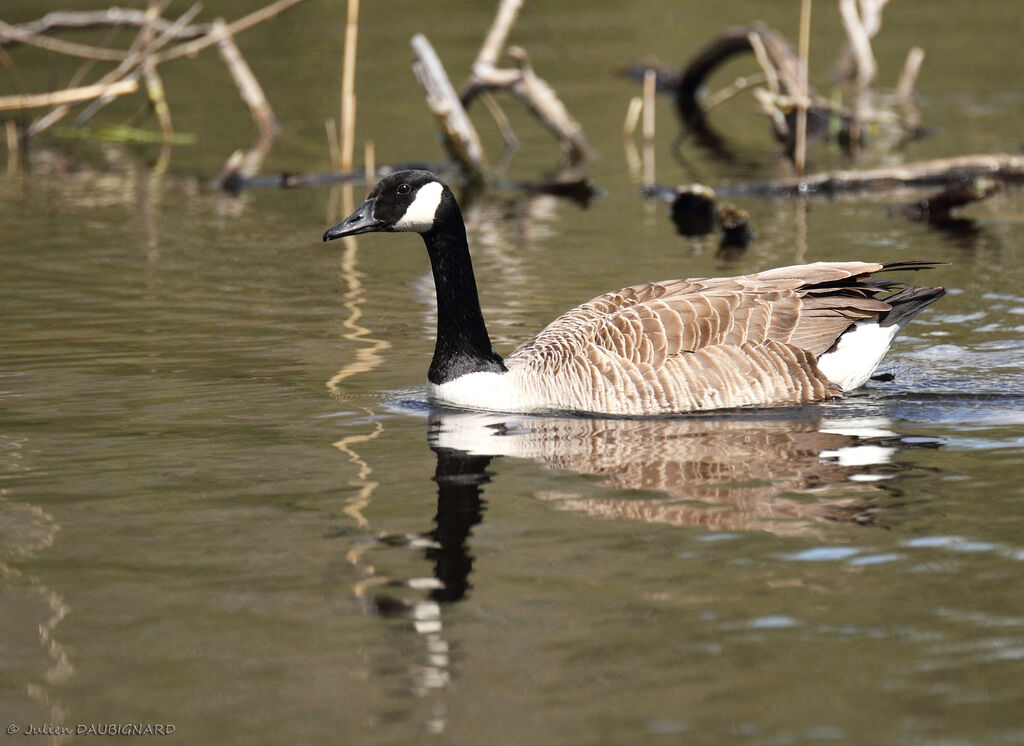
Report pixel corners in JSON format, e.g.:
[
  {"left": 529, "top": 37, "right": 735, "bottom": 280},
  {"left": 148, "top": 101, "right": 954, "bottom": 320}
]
[{"left": 504, "top": 261, "right": 939, "bottom": 414}]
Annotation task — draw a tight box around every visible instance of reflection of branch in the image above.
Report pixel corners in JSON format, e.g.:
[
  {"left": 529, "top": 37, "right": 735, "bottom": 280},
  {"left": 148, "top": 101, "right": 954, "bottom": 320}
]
[
  {"left": 325, "top": 187, "right": 392, "bottom": 527},
  {"left": 324, "top": 230, "right": 393, "bottom": 393},
  {"left": 0, "top": 440, "right": 73, "bottom": 736},
  {"left": 333, "top": 418, "right": 384, "bottom": 528}
]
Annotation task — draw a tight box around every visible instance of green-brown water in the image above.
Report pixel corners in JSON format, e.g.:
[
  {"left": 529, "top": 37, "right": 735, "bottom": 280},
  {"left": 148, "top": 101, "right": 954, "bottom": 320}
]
[{"left": 2, "top": 1, "right": 1023, "bottom": 744}]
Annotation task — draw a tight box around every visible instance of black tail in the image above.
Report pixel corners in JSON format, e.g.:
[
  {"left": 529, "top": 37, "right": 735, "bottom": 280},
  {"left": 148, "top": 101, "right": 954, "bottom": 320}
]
[{"left": 879, "top": 285, "right": 946, "bottom": 328}]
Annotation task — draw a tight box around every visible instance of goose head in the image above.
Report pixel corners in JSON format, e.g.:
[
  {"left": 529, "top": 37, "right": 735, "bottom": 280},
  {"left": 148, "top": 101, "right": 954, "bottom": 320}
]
[{"left": 323, "top": 170, "right": 450, "bottom": 241}]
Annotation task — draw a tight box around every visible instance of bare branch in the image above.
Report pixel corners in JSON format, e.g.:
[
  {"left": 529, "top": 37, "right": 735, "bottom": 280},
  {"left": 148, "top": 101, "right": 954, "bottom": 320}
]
[{"left": 0, "top": 19, "right": 126, "bottom": 61}]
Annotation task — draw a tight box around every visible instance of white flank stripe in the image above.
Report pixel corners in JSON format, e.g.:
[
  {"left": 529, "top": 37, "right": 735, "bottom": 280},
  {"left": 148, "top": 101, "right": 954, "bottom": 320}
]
[
  {"left": 816, "top": 321, "right": 900, "bottom": 391},
  {"left": 394, "top": 181, "right": 444, "bottom": 232}
]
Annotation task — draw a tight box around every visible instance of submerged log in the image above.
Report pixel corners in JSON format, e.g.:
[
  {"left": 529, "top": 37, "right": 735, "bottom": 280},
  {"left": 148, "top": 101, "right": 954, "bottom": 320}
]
[{"left": 712, "top": 154, "right": 1024, "bottom": 197}]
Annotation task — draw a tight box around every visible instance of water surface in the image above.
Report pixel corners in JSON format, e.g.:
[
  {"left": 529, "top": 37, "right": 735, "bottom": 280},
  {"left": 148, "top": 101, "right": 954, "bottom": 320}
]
[{"left": 2, "top": 1, "right": 1023, "bottom": 744}]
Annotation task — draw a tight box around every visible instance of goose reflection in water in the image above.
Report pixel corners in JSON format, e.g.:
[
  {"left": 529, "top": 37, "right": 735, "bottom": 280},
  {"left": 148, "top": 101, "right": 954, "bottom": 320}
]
[
  {"left": 428, "top": 409, "right": 909, "bottom": 536},
  {"left": 353, "top": 407, "right": 931, "bottom": 732},
  {"left": 365, "top": 407, "right": 925, "bottom": 610}
]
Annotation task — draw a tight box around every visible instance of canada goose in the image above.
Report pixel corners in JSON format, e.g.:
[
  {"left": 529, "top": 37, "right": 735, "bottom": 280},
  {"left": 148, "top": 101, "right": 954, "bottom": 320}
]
[{"left": 323, "top": 170, "right": 945, "bottom": 416}]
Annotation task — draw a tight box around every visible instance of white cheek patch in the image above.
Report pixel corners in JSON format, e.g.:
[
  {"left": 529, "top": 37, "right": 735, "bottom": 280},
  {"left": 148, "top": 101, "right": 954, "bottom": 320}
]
[{"left": 393, "top": 181, "right": 444, "bottom": 232}]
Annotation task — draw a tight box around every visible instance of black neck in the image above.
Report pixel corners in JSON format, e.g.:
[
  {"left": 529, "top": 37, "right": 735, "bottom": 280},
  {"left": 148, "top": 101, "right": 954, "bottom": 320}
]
[{"left": 421, "top": 196, "right": 506, "bottom": 385}]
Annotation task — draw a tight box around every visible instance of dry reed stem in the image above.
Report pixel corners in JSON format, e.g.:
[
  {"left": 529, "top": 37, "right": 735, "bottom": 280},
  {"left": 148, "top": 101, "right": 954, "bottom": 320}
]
[
  {"left": 623, "top": 96, "right": 643, "bottom": 136},
  {"left": 5, "top": 120, "right": 19, "bottom": 173},
  {"left": 642, "top": 69, "right": 656, "bottom": 186},
  {"left": 325, "top": 118, "right": 340, "bottom": 166},
  {"left": 142, "top": 62, "right": 173, "bottom": 140},
  {"left": 364, "top": 139, "right": 375, "bottom": 183},
  {"left": 794, "top": 0, "right": 812, "bottom": 176},
  {"left": 642, "top": 69, "right": 656, "bottom": 141},
  {"left": 896, "top": 46, "right": 925, "bottom": 131},
  {"left": 339, "top": 0, "right": 359, "bottom": 171}
]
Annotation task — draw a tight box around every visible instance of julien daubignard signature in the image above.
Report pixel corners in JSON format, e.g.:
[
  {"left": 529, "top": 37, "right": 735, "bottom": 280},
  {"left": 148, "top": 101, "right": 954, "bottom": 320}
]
[{"left": 8, "top": 723, "right": 176, "bottom": 736}]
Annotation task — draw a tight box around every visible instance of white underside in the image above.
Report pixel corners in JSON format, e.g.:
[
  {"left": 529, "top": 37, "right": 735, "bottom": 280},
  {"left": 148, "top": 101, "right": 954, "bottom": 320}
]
[
  {"left": 427, "top": 371, "right": 530, "bottom": 413},
  {"left": 816, "top": 321, "right": 901, "bottom": 391}
]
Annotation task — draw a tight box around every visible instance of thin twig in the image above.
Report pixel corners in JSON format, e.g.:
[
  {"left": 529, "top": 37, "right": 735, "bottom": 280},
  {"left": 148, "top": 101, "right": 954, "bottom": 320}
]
[
  {"left": 702, "top": 73, "right": 767, "bottom": 112},
  {"left": 152, "top": 0, "right": 308, "bottom": 65},
  {"left": 214, "top": 20, "right": 279, "bottom": 138},
  {"left": 747, "top": 31, "right": 780, "bottom": 95},
  {"left": 479, "top": 90, "right": 519, "bottom": 157}
]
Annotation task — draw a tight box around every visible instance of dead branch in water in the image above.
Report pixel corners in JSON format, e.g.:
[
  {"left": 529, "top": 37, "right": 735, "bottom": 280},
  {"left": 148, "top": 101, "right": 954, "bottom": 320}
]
[
  {"left": 411, "top": 34, "right": 489, "bottom": 180},
  {"left": 1, "top": 0, "right": 305, "bottom": 164},
  {"left": 411, "top": 0, "right": 592, "bottom": 182},
  {"left": 636, "top": 8, "right": 924, "bottom": 167}
]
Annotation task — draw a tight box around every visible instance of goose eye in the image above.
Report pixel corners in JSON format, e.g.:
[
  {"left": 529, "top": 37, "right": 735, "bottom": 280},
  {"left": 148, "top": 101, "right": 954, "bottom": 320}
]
[{"left": 397, "top": 183, "right": 411, "bottom": 195}]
